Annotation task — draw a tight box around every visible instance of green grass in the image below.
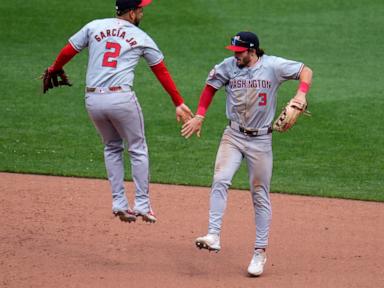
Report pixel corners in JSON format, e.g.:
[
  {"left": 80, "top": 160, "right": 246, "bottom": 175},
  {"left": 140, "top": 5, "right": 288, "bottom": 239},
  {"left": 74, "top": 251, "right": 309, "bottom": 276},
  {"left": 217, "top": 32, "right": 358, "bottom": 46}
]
[{"left": 1, "top": 0, "right": 383, "bottom": 201}]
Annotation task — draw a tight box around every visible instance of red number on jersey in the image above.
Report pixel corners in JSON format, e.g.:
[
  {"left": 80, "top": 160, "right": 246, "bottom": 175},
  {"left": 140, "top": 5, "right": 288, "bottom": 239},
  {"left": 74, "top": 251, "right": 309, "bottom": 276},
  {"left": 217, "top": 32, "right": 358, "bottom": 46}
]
[
  {"left": 102, "top": 42, "right": 121, "bottom": 68},
  {"left": 258, "top": 93, "right": 267, "bottom": 106}
]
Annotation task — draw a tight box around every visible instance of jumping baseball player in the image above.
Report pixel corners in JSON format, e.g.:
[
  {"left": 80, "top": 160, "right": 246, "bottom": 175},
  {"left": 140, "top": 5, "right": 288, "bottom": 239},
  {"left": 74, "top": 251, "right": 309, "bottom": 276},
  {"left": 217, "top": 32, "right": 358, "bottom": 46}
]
[
  {"left": 182, "top": 31, "right": 313, "bottom": 276},
  {"left": 42, "top": 0, "right": 193, "bottom": 224}
]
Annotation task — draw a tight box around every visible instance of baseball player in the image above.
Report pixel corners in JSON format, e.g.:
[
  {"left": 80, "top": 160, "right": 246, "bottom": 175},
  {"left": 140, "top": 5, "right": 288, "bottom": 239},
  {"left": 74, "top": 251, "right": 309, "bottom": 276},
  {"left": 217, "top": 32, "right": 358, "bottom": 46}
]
[
  {"left": 182, "top": 31, "right": 313, "bottom": 276},
  {"left": 42, "top": 0, "right": 193, "bottom": 224}
]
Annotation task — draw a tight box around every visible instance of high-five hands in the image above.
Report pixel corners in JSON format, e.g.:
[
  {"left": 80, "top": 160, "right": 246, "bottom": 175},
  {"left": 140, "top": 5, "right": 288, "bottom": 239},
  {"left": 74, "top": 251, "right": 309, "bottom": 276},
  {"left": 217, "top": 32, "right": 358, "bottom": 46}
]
[
  {"left": 181, "top": 115, "right": 204, "bottom": 138},
  {"left": 176, "top": 103, "right": 194, "bottom": 124}
]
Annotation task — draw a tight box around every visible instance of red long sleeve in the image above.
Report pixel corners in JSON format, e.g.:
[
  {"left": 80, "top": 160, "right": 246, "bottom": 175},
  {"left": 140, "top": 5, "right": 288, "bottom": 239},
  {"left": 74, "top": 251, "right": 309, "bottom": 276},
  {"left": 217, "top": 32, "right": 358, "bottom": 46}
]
[
  {"left": 150, "top": 61, "right": 184, "bottom": 107},
  {"left": 50, "top": 43, "right": 78, "bottom": 71},
  {"left": 196, "top": 84, "right": 218, "bottom": 117}
]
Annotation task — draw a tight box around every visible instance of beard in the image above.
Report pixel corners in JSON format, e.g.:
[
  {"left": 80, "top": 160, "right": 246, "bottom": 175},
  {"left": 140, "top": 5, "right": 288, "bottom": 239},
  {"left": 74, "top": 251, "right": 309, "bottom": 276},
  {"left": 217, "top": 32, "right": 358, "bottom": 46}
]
[
  {"left": 134, "top": 19, "right": 140, "bottom": 26},
  {"left": 236, "top": 56, "right": 250, "bottom": 68}
]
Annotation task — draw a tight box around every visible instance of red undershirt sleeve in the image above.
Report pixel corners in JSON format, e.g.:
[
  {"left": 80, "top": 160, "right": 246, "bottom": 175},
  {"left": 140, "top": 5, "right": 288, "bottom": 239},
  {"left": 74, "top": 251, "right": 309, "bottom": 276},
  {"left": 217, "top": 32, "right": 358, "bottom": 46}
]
[
  {"left": 50, "top": 43, "right": 79, "bottom": 71},
  {"left": 150, "top": 61, "right": 184, "bottom": 107},
  {"left": 196, "top": 84, "right": 218, "bottom": 117}
]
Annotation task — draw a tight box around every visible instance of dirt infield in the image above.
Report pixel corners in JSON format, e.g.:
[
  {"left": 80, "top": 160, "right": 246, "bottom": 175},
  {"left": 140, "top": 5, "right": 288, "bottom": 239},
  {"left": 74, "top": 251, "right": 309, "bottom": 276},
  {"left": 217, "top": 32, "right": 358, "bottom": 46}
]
[{"left": 0, "top": 172, "right": 383, "bottom": 288}]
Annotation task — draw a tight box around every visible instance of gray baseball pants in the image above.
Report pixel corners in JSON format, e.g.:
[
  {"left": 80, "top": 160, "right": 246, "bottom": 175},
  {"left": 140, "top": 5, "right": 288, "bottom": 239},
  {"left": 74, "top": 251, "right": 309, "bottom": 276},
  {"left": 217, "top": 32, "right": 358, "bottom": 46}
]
[
  {"left": 85, "top": 90, "right": 151, "bottom": 214},
  {"left": 208, "top": 127, "right": 273, "bottom": 249}
]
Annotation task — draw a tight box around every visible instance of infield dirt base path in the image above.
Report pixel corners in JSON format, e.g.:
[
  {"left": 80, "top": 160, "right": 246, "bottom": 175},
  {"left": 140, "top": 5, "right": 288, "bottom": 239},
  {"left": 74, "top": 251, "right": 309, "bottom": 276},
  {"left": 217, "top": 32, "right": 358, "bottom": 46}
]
[{"left": 1, "top": 173, "right": 383, "bottom": 288}]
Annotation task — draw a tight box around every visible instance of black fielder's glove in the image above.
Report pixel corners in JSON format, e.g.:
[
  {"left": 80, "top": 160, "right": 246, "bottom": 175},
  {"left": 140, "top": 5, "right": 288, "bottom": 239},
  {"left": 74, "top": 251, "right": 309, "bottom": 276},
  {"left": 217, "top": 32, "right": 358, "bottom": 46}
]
[{"left": 42, "top": 68, "right": 72, "bottom": 93}]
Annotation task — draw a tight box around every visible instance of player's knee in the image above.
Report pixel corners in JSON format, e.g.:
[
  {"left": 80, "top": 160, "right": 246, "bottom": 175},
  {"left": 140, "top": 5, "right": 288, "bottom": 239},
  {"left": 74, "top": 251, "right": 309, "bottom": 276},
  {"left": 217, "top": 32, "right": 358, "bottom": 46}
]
[
  {"left": 104, "top": 140, "right": 124, "bottom": 152},
  {"left": 128, "top": 146, "right": 148, "bottom": 158},
  {"left": 212, "top": 175, "right": 232, "bottom": 189}
]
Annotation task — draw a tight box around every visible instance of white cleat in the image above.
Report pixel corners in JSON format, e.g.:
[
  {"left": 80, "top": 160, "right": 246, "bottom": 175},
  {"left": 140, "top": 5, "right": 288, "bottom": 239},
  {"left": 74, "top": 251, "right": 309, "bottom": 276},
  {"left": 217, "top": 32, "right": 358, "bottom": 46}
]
[
  {"left": 195, "top": 234, "right": 221, "bottom": 252},
  {"left": 247, "top": 249, "right": 267, "bottom": 277},
  {"left": 135, "top": 209, "right": 157, "bottom": 223}
]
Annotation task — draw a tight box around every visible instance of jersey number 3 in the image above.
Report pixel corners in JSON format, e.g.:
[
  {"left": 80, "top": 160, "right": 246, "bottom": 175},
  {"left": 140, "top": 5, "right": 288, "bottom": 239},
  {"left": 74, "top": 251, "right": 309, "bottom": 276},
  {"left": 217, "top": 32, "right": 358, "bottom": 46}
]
[
  {"left": 258, "top": 93, "right": 267, "bottom": 106},
  {"left": 102, "top": 42, "right": 121, "bottom": 68}
]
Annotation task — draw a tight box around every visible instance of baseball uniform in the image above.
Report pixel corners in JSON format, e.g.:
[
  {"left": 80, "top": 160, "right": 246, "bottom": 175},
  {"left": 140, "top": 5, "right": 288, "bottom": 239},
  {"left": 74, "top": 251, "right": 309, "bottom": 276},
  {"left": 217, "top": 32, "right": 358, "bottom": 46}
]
[
  {"left": 69, "top": 18, "right": 164, "bottom": 216},
  {"left": 188, "top": 31, "right": 311, "bottom": 276},
  {"left": 43, "top": 0, "right": 192, "bottom": 223},
  {"left": 206, "top": 54, "right": 303, "bottom": 247}
]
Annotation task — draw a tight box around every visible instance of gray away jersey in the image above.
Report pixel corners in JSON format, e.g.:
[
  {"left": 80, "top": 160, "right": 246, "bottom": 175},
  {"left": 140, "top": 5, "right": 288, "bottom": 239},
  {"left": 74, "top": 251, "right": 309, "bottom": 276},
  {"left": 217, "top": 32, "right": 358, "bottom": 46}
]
[
  {"left": 207, "top": 55, "right": 304, "bottom": 129},
  {"left": 69, "top": 18, "right": 164, "bottom": 88}
]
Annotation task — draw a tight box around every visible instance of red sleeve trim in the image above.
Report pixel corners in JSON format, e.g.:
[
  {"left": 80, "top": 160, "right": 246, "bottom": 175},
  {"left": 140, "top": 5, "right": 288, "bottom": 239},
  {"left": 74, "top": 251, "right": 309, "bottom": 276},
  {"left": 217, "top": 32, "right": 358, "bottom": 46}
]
[
  {"left": 150, "top": 61, "right": 184, "bottom": 107},
  {"left": 50, "top": 43, "right": 79, "bottom": 71},
  {"left": 196, "top": 84, "right": 217, "bottom": 117}
]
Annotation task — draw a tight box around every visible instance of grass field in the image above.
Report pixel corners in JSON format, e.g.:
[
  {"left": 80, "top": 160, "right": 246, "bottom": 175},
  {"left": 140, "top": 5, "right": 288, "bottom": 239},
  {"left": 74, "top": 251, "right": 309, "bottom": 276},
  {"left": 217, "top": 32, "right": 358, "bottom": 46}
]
[{"left": 0, "top": 0, "right": 383, "bottom": 201}]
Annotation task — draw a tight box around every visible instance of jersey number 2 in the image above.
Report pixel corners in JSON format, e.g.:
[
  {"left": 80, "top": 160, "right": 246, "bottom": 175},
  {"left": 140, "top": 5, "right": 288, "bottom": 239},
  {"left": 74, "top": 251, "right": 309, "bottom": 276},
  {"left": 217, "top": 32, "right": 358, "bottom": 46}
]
[{"left": 102, "top": 42, "right": 121, "bottom": 68}]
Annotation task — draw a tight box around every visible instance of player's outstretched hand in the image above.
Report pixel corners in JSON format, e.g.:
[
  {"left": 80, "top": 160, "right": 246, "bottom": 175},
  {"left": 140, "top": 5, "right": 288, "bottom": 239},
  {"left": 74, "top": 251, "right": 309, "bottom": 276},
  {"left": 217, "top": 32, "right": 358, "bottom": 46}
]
[
  {"left": 181, "top": 115, "right": 204, "bottom": 138},
  {"left": 176, "top": 103, "right": 194, "bottom": 124}
]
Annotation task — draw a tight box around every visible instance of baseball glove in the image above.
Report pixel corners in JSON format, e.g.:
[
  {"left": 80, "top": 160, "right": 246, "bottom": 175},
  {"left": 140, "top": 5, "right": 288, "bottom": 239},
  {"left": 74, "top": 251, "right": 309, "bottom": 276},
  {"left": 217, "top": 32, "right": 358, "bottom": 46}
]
[
  {"left": 273, "top": 98, "right": 309, "bottom": 132},
  {"left": 42, "top": 68, "right": 72, "bottom": 93}
]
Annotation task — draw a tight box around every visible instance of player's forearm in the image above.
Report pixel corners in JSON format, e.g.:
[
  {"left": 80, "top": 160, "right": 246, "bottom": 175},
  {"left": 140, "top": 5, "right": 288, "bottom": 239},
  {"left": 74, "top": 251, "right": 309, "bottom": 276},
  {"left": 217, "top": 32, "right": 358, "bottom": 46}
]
[
  {"left": 150, "top": 61, "right": 184, "bottom": 107},
  {"left": 295, "top": 66, "right": 313, "bottom": 99},
  {"left": 50, "top": 43, "right": 78, "bottom": 71},
  {"left": 196, "top": 84, "right": 217, "bottom": 117},
  {"left": 299, "top": 66, "right": 313, "bottom": 86}
]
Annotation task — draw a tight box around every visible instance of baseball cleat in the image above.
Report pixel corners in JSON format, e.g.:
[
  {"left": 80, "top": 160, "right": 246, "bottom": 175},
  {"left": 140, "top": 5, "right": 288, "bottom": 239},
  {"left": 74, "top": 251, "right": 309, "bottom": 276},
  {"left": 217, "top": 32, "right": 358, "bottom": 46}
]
[
  {"left": 247, "top": 248, "right": 267, "bottom": 277},
  {"left": 113, "top": 209, "right": 137, "bottom": 223},
  {"left": 195, "top": 234, "right": 221, "bottom": 252},
  {"left": 135, "top": 209, "right": 157, "bottom": 223}
]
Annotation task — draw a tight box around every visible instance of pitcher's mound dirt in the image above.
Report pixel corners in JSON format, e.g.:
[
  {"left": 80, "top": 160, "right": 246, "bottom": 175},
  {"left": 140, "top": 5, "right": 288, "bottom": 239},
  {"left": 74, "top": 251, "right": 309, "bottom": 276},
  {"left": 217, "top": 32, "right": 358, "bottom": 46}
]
[{"left": 0, "top": 173, "right": 383, "bottom": 288}]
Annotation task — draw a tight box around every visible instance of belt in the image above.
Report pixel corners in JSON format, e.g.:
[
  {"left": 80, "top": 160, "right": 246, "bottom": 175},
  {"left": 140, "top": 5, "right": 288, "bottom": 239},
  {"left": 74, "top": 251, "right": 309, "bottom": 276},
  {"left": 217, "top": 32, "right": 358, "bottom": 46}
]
[
  {"left": 86, "top": 86, "right": 131, "bottom": 93},
  {"left": 229, "top": 121, "right": 272, "bottom": 137}
]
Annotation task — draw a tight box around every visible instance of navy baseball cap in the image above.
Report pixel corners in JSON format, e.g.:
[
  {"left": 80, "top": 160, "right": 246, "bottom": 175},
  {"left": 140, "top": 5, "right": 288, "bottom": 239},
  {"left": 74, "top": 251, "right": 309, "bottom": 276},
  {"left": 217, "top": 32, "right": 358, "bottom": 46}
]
[
  {"left": 226, "top": 31, "right": 260, "bottom": 52},
  {"left": 116, "top": 0, "right": 152, "bottom": 12}
]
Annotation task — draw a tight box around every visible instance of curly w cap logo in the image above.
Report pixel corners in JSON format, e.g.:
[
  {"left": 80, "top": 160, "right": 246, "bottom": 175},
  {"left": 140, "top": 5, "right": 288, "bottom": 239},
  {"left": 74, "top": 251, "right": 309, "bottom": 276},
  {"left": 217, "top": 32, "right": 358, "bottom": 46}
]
[{"left": 232, "top": 36, "right": 240, "bottom": 45}]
